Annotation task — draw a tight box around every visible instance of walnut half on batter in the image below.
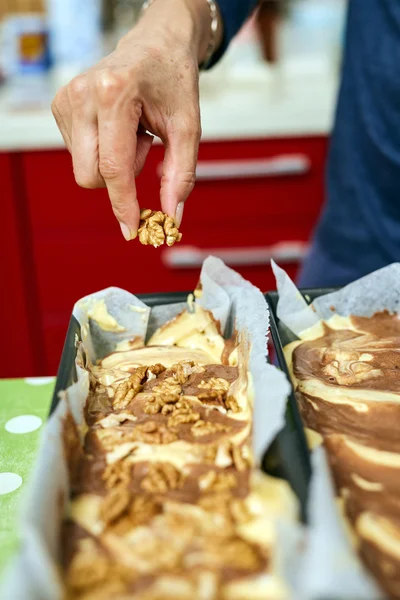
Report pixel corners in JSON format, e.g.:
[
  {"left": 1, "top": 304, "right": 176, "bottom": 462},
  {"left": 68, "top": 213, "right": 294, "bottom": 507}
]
[{"left": 138, "top": 209, "right": 182, "bottom": 247}]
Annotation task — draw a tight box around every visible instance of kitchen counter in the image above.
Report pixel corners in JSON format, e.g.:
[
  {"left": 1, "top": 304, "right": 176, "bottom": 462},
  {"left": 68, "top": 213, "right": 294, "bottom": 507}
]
[{"left": 0, "top": 59, "right": 339, "bottom": 151}]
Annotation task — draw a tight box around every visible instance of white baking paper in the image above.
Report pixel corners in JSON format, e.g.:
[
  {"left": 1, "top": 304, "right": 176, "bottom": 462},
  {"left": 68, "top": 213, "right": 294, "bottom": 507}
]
[
  {"left": 297, "top": 448, "right": 382, "bottom": 600},
  {"left": 273, "top": 260, "right": 400, "bottom": 334},
  {"left": 1, "top": 256, "right": 291, "bottom": 600},
  {"left": 273, "top": 260, "right": 393, "bottom": 600}
]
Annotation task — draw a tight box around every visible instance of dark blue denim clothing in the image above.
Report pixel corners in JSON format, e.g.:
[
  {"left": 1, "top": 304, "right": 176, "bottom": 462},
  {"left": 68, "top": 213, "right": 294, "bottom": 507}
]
[{"left": 214, "top": 0, "right": 400, "bottom": 286}]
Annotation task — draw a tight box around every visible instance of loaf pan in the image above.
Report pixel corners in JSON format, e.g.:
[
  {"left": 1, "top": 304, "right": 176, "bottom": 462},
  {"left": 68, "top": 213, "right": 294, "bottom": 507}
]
[{"left": 51, "top": 291, "right": 311, "bottom": 520}]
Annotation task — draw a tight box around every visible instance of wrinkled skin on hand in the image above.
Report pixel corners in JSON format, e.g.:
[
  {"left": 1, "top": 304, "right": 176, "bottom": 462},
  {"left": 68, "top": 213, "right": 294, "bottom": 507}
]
[{"left": 52, "top": 0, "right": 210, "bottom": 240}]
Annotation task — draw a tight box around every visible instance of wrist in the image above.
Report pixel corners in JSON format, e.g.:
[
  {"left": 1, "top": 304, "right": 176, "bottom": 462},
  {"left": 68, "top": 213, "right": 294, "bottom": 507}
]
[
  {"left": 124, "top": 0, "right": 222, "bottom": 66},
  {"left": 185, "top": 0, "right": 222, "bottom": 65}
]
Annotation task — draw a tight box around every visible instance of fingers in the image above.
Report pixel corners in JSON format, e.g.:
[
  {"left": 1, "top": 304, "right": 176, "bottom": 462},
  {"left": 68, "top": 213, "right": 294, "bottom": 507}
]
[
  {"left": 135, "top": 128, "right": 154, "bottom": 176},
  {"left": 97, "top": 74, "right": 142, "bottom": 240},
  {"left": 51, "top": 86, "right": 73, "bottom": 152},
  {"left": 67, "top": 76, "right": 105, "bottom": 189},
  {"left": 160, "top": 113, "right": 201, "bottom": 226}
]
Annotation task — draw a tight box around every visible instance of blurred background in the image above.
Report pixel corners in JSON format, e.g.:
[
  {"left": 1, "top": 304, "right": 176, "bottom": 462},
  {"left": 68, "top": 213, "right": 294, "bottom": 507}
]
[{"left": 0, "top": 0, "right": 347, "bottom": 377}]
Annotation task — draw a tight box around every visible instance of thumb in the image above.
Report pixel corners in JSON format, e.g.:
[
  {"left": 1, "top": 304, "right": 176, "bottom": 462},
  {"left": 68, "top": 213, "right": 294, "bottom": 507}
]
[{"left": 160, "top": 115, "right": 201, "bottom": 226}]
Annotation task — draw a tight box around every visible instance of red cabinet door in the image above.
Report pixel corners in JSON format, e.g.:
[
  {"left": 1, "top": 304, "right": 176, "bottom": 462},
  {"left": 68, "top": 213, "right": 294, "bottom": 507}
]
[{"left": 0, "top": 152, "right": 43, "bottom": 377}]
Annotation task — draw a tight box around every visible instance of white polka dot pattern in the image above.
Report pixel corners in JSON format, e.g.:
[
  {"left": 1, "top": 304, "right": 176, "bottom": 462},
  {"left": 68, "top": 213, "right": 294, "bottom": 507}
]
[
  {"left": 0, "top": 473, "right": 22, "bottom": 495},
  {"left": 24, "top": 377, "right": 55, "bottom": 386},
  {"left": 5, "top": 415, "right": 43, "bottom": 434}
]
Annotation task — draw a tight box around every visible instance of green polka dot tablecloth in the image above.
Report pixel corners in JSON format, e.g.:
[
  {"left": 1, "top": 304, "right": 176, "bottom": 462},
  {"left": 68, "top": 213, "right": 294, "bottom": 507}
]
[{"left": 0, "top": 377, "right": 55, "bottom": 576}]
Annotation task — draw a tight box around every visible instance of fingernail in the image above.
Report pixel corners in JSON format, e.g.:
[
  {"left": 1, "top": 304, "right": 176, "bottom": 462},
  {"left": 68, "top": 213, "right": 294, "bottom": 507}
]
[
  {"left": 175, "top": 202, "right": 185, "bottom": 227},
  {"left": 119, "top": 222, "right": 136, "bottom": 241}
]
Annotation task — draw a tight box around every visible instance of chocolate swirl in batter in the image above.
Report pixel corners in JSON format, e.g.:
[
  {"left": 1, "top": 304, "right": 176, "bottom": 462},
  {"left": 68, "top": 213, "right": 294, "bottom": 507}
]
[
  {"left": 293, "top": 312, "right": 400, "bottom": 392},
  {"left": 289, "top": 310, "right": 400, "bottom": 599}
]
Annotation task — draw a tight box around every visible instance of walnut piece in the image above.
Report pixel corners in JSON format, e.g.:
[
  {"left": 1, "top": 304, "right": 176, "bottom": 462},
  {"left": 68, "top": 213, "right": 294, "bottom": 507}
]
[
  {"left": 198, "top": 377, "right": 230, "bottom": 392},
  {"left": 147, "top": 363, "right": 166, "bottom": 376},
  {"left": 198, "top": 470, "right": 237, "bottom": 492},
  {"left": 129, "top": 495, "right": 162, "bottom": 526},
  {"left": 113, "top": 366, "right": 148, "bottom": 409},
  {"left": 161, "top": 398, "right": 191, "bottom": 416},
  {"left": 138, "top": 209, "right": 182, "bottom": 248},
  {"left": 225, "top": 395, "right": 240, "bottom": 413},
  {"left": 168, "top": 407, "right": 200, "bottom": 428},
  {"left": 132, "top": 421, "right": 178, "bottom": 444},
  {"left": 167, "top": 361, "right": 203, "bottom": 384},
  {"left": 196, "top": 377, "right": 242, "bottom": 413},
  {"left": 143, "top": 376, "right": 182, "bottom": 415},
  {"left": 102, "top": 458, "right": 132, "bottom": 489},
  {"left": 141, "top": 463, "right": 184, "bottom": 494},
  {"left": 191, "top": 419, "right": 231, "bottom": 437},
  {"left": 100, "top": 485, "right": 131, "bottom": 524},
  {"left": 152, "top": 378, "right": 182, "bottom": 400}
]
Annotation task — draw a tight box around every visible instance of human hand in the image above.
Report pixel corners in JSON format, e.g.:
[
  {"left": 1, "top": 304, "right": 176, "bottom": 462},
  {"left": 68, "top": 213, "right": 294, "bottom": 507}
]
[{"left": 52, "top": 0, "right": 217, "bottom": 240}]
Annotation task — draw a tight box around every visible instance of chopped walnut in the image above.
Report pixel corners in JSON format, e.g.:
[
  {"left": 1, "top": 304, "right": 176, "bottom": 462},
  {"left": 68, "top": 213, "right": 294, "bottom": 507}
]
[
  {"left": 102, "top": 458, "right": 132, "bottom": 489},
  {"left": 197, "top": 389, "right": 228, "bottom": 408},
  {"left": 198, "top": 377, "right": 230, "bottom": 392},
  {"left": 131, "top": 421, "right": 178, "bottom": 444},
  {"left": 100, "top": 485, "right": 131, "bottom": 525},
  {"left": 167, "top": 361, "right": 202, "bottom": 384},
  {"left": 143, "top": 377, "right": 182, "bottom": 414},
  {"left": 146, "top": 363, "right": 166, "bottom": 382},
  {"left": 161, "top": 398, "right": 192, "bottom": 416},
  {"left": 168, "top": 409, "right": 200, "bottom": 428},
  {"left": 141, "top": 463, "right": 184, "bottom": 494},
  {"left": 129, "top": 495, "right": 162, "bottom": 527},
  {"left": 191, "top": 420, "right": 230, "bottom": 437},
  {"left": 153, "top": 377, "right": 181, "bottom": 398},
  {"left": 148, "top": 363, "right": 166, "bottom": 376},
  {"left": 198, "top": 470, "right": 237, "bottom": 492},
  {"left": 138, "top": 209, "right": 182, "bottom": 248},
  {"left": 143, "top": 399, "right": 163, "bottom": 415},
  {"left": 160, "top": 427, "right": 179, "bottom": 444},
  {"left": 66, "top": 543, "right": 109, "bottom": 591},
  {"left": 196, "top": 378, "right": 242, "bottom": 413},
  {"left": 225, "top": 395, "right": 240, "bottom": 413},
  {"left": 113, "top": 366, "right": 148, "bottom": 409}
]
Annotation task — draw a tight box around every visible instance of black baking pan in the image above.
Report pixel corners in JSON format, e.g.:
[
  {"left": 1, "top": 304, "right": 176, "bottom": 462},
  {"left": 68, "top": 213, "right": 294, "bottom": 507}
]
[
  {"left": 266, "top": 288, "right": 338, "bottom": 508},
  {"left": 50, "top": 291, "right": 312, "bottom": 520}
]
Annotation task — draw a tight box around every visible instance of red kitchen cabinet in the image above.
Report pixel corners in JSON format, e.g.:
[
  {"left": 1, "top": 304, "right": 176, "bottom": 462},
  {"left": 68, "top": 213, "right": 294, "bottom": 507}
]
[
  {"left": 21, "top": 135, "right": 327, "bottom": 375},
  {"left": 0, "top": 153, "right": 44, "bottom": 377}
]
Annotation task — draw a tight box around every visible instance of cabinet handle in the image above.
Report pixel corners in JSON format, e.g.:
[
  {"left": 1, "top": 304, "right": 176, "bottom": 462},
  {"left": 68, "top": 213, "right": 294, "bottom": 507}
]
[
  {"left": 157, "top": 154, "right": 311, "bottom": 181},
  {"left": 162, "top": 242, "right": 309, "bottom": 269}
]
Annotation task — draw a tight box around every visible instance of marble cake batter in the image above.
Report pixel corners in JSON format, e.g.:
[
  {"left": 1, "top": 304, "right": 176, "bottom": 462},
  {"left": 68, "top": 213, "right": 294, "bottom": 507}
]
[
  {"left": 61, "top": 304, "right": 297, "bottom": 600},
  {"left": 285, "top": 311, "right": 400, "bottom": 599}
]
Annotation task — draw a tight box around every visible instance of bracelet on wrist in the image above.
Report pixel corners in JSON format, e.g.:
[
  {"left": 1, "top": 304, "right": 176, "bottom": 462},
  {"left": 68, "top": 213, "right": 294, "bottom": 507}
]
[{"left": 140, "top": 0, "right": 219, "bottom": 69}]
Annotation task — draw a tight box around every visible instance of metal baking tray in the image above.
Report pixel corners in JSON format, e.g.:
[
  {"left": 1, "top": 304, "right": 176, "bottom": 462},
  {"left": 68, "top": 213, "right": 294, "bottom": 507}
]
[{"left": 50, "top": 291, "right": 312, "bottom": 520}]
